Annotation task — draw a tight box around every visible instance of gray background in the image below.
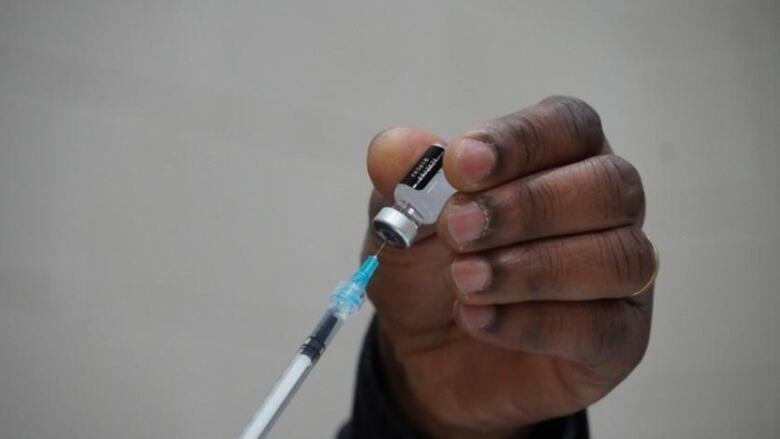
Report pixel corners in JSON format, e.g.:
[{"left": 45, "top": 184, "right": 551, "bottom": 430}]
[{"left": 0, "top": 1, "right": 778, "bottom": 438}]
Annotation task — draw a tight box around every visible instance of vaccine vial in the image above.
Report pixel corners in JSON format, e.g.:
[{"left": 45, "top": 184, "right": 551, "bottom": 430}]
[{"left": 372, "top": 143, "right": 456, "bottom": 248}]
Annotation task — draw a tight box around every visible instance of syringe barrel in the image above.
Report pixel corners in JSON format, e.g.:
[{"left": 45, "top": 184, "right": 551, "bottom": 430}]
[
  {"left": 239, "top": 352, "right": 313, "bottom": 439},
  {"left": 239, "top": 309, "right": 344, "bottom": 439},
  {"left": 239, "top": 255, "right": 379, "bottom": 439}
]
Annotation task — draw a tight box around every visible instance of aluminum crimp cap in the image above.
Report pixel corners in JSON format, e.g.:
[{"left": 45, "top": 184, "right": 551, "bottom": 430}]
[{"left": 372, "top": 206, "right": 418, "bottom": 249}]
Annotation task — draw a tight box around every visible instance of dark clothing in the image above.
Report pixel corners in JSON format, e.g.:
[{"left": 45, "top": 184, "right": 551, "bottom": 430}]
[{"left": 338, "top": 318, "right": 589, "bottom": 438}]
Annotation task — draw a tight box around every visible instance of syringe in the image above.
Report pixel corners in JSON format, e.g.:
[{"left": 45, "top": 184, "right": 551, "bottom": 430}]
[{"left": 238, "top": 244, "right": 385, "bottom": 439}]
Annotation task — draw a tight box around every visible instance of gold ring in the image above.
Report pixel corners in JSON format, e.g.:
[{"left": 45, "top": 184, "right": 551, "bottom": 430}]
[{"left": 632, "top": 230, "right": 660, "bottom": 297}]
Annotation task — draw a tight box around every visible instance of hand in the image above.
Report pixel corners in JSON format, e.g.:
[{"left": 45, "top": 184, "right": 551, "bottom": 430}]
[{"left": 361, "top": 96, "right": 657, "bottom": 439}]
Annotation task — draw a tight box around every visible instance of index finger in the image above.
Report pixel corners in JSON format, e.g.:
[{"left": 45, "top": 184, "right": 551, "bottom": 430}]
[{"left": 443, "top": 96, "right": 608, "bottom": 192}]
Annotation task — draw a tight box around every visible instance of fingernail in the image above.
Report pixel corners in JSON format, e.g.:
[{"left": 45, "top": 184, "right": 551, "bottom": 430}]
[
  {"left": 458, "top": 304, "right": 496, "bottom": 331},
  {"left": 452, "top": 138, "right": 496, "bottom": 184},
  {"left": 451, "top": 259, "right": 491, "bottom": 296},
  {"left": 446, "top": 201, "right": 487, "bottom": 246}
]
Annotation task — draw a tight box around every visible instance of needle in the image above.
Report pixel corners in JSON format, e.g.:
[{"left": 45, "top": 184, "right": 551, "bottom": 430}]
[{"left": 375, "top": 240, "right": 387, "bottom": 257}]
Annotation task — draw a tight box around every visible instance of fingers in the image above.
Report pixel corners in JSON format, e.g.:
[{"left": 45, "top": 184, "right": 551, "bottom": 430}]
[
  {"left": 454, "top": 297, "right": 652, "bottom": 368},
  {"left": 443, "top": 96, "right": 606, "bottom": 192},
  {"left": 367, "top": 126, "right": 443, "bottom": 200},
  {"left": 437, "top": 154, "right": 644, "bottom": 252},
  {"left": 448, "top": 227, "right": 657, "bottom": 305}
]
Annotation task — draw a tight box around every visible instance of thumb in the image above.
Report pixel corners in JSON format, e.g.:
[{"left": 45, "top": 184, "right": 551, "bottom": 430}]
[
  {"left": 367, "top": 127, "right": 444, "bottom": 201},
  {"left": 363, "top": 128, "right": 455, "bottom": 334}
]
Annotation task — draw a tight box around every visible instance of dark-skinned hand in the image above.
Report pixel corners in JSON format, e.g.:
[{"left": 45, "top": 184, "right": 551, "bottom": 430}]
[{"left": 361, "top": 96, "right": 657, "bottom": 439}]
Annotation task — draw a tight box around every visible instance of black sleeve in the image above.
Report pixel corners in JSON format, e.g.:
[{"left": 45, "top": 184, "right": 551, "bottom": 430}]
[{"left": 337, "top": 317, "right": 589, "bottom": 439}]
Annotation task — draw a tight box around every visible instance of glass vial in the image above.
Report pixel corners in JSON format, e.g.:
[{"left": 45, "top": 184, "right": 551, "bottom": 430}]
[{"left": 372, "top": 143, "right": 456, "bottom": 248}]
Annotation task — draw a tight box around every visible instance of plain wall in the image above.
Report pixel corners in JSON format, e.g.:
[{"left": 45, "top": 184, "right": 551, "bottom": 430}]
[{"left": 0, "top": 1, "right": 778, "bottom": 437}]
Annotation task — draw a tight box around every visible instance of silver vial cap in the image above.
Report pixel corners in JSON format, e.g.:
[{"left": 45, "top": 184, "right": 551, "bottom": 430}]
[{"left": 372, "top": 207, "right": 418, "bottom": 249}]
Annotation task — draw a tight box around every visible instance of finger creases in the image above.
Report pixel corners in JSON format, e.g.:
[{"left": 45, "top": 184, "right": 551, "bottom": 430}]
[
  {"left": 438, "top": 154, "right": 645, "bottom": 252},
  {"left": 449, "top": 227, "right": 658, "bottom": 304},
  {"left": 455, "top": 298, "right": 651, "bottom": 368},
  {"left": 444, "top": 96, "right": 607, "bottom": 192}
]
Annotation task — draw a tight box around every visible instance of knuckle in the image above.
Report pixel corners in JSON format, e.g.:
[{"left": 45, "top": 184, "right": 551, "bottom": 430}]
[
  {"left": 589, "top": 155, "right": 645, "bottom": 221},
  {"left": 522, "top": 304, "right": 563, "bottom": 352},
  {"left": 499, "top": 113, "right": 542, "bottom": 168},
  {"left": 598, "top": 228, "right": 654, "bottom": 291},
  {"left": 542, "top": 95, "right": 604, "bottom": 150},
  {"left": 476, "top": 111, "right": 542, "bottom": 173},
  {"left": 513, "top": 179, "right": 554, "bottom": 238},
  {"left": 586, "top": 302, "right": 631, "bottom": 365},
  {"left": 524, "top": 241, "right": 564, "bottom": 296},
  {"left": 629, "top": 228, "right": 658, "bottom": 289},
  {"left": 607, "top": 156, "right": 645, "bottom": 215},
  {"left": 595, "top": 230, "right": 634, "bottom": 285}
]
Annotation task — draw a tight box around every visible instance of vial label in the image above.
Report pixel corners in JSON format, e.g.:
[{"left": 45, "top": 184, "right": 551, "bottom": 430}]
[{"left": 400, "top": 145, "right": 445, "bottom": 190}]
